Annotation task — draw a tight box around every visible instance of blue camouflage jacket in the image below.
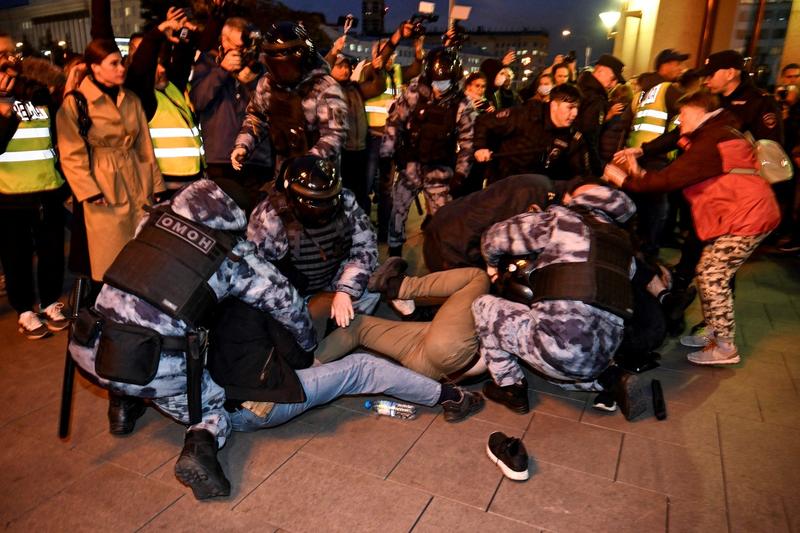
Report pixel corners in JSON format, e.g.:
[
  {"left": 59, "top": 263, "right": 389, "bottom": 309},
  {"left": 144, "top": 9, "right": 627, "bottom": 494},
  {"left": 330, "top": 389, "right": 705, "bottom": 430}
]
[
  {"left": 234, "top": 63, "right": 349, "bottom": 175},
  {"left": 94, "top": 179, "right": 316, "bottom": 351},
  {"left": 379, "top": 76, "right": 477, "bottom": 177},
  {"left": 247, "top": 186, "right": 378, "bottom": 299}
]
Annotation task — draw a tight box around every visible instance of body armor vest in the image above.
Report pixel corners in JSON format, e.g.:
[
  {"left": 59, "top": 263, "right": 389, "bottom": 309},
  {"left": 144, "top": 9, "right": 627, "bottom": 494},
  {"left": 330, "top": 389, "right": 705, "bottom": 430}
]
[
  {"left": 269, "top": 187, "right": 352, "bottom": 295},
  {"left": 267, "top": 79, "right": 321, "bottom": 159},
  {"left": 103, "top": 206, "right": 239, "bottom": 327},
  {"left": 404, "top": 93, "right": 460, "bottom": 166},
  {"left": 531, "top": 206, "right": 634, "bottom": 319}
]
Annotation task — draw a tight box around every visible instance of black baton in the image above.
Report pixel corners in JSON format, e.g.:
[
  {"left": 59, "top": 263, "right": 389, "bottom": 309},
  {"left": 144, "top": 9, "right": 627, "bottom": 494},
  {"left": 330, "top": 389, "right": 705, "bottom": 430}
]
[{"left": 186, "top": 331, "right": 204, "bottom": 425}]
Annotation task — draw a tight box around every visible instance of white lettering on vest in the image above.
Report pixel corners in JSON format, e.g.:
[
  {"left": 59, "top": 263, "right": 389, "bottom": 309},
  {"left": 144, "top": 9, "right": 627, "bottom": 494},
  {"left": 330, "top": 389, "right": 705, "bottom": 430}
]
[
  {"left": 12, "top": 101, "right": 48, "bottom": 121},
  {"left": 640, "top": 84, "right": 662, "bottom": 107},
  {"left": 155, "top": 213, "right": 217, "bottom": 254}
]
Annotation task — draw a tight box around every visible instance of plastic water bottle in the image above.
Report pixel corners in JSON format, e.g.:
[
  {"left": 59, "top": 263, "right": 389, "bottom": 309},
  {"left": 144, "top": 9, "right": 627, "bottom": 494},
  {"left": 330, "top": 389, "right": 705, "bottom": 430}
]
[{"left": 364, "top": 399, "right": 417, "bottom": 420}]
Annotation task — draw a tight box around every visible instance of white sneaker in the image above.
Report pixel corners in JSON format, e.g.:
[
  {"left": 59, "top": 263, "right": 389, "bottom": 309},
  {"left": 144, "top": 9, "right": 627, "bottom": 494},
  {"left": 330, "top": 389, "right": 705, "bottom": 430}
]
[
  {"left": 680, "top": 327, "right": 714, "bottom": 348},
  {"left": 18, "top": 311, "right": 51, "bottom": 340},
  {"left": 41, "top": 302, "right": 70, "bottom": 331},
  {"left": 390, "top": 298, "right": 416, "bottom": 317},
  {"left": 687, "top": 341, "right": 740, "bottom": 366}
]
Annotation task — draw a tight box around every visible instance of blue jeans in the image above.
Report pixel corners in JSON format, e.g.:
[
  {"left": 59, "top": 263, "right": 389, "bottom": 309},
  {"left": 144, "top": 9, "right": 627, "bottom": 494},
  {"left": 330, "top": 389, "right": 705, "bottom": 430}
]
[{"left": 229, "top": 353, "right": 442, "bottom": 431}]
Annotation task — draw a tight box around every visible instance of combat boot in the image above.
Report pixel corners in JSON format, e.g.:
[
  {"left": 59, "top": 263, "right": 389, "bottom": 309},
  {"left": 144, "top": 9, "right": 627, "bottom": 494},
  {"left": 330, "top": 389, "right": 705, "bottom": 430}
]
[
  {"left": 108, "top": 393, "right": 147, "bottom": 435},
  {"left": 482, "top": 378, "right": 530, "bottom": 414},
  {"left": 174, "top": 429, "right": 231, "bottom": 500}
]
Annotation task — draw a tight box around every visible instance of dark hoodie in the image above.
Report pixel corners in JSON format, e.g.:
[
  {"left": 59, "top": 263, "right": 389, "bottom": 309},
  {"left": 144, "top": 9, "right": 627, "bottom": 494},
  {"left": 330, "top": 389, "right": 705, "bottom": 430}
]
[{"left": 575, "top": 70, "right": 609, "bottom": 175}]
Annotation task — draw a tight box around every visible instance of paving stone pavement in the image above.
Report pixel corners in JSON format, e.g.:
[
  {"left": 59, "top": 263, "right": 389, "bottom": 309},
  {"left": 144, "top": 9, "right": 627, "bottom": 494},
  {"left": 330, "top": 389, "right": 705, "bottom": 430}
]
[{"left": 1, "top": 218, "right": 798, "bottom": 532}]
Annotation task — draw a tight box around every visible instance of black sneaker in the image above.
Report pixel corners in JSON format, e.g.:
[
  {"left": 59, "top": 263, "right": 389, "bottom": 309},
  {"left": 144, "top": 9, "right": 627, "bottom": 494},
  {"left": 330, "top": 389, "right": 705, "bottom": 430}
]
[
  {"left": 482, "top": 378, "right": 530, "bottom": 414},
  {"left": 592, "top": 391, "right": 617, "bottom": 412},
  {"left": 174, "top": 429, "right": 231, "bottom": 500},
  {"left": 486, "top": 432, "right": 529, "bottom": 481},
  {"left": 441, "top": 389, "right": 485, "bottom": 422},
  {"left": 368, "top": 256, "right": 408, "bottom": 300}
]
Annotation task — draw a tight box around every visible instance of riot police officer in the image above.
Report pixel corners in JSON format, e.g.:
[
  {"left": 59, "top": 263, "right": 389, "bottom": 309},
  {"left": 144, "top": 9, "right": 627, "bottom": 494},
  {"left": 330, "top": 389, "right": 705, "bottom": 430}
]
[
  {"left": 473, "top": 84, "right": 590, "bottom": 184},
  {"left": 247, "top": 156, "right": 378, "bottom": 335},
  {"left": 69, "top": 178, "right": 316, "bottom": 500},
  {"left": 231, "top": 21, "right": 348, "bottom": 180},
  {"left": 380, "top": 46, "right": 477, "bottom": 257}
]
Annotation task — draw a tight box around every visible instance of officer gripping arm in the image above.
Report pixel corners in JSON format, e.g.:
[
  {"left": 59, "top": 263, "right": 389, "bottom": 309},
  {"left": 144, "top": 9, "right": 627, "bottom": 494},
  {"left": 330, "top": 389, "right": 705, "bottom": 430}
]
[{"left": 473, "top": 107, "right": 519, "bottom": 161}]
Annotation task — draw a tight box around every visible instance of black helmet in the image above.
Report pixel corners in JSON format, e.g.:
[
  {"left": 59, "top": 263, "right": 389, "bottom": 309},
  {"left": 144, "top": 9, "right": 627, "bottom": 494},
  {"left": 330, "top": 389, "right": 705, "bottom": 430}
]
[
  {"left": 283, "top": 156, "right": 343, "bottom": 228},
  {"left": 263, "top": 21, "right": 315, "bottom": 87},
  {"left": 423, "top": 47, "right": 462, "bottom": 86}
]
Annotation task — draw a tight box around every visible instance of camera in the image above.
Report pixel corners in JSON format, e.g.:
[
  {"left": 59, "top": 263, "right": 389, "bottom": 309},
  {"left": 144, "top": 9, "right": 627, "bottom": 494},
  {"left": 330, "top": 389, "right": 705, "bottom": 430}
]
[
  {"left": 564, "top": 50, "right": 576, "bottom": 64},
  {"left": 241, "top": 24, "right": 265, "bottom": 70},
  {"left": 0, "top": 53, "right": 22, "bottom": 74},
  {"left": 777, "top": 87, "right": 789, "bottom": 101},
  {"left": 409, "top": 13, "right": 439, "bottom": 38},
  {"left": 443, "top": 22, "right": 469, "bottom": 49},
  {"left": 178, "top": 27, "right": 196, "bottom": 45}
]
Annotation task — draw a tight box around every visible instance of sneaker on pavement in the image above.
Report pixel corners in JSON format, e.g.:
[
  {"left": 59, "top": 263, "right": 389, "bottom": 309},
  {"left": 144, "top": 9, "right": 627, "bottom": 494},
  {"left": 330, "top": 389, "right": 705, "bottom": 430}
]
[
  {"left": 441, "top": 389, "right": 485, "bottom": 423},
  {"left": 41, "top": 302, "right": 70, "bottom": 331},
  {"left": 680, "top": 327, "right": 714, "bottom": 348},
  {"left": 777, "top": 238, "right": 800, "bottom": 254},
  {"left": 18, "top": 311, "right": 51, "bottom": 340},
  {"left": 592, "top": 391, "right": 617, "bottom": 412},
  {"left": 486, "top": 432, "right": 529, "bottom": 481},
  {"left": 687, "top": 341, "right": 740, "bottom": 366},
  {"left": 482, "top": 378, "right": 530, "bottom": 414}
]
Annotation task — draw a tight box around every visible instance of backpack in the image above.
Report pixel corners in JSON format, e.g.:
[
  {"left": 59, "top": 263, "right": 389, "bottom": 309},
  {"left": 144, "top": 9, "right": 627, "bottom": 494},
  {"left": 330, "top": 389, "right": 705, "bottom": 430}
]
[{"left": 730, "top": 132, "right": 794, "bottom": 184}]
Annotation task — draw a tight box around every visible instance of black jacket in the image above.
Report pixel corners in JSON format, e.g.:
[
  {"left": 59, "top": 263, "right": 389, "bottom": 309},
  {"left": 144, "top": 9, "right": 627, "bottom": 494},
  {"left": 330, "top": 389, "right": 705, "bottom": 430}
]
[
  {"left": 423, "top": 174, "right": 557, "bottom": 271},
  {"left": 208, "top": 298, "right": 313, "bottom": 404},
  {"left": 474, "top": 99, "right": 589, "bottom": 183},
  {"left": 575, "top": 71, "right": 609, "bottom": 175}
]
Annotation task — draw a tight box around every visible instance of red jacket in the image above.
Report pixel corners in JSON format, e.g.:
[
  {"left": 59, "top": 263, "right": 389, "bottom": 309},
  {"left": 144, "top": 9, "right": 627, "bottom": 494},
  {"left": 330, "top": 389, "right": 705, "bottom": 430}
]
[{"left": 623, "top": 110, "right": 780, "bottom": 241}]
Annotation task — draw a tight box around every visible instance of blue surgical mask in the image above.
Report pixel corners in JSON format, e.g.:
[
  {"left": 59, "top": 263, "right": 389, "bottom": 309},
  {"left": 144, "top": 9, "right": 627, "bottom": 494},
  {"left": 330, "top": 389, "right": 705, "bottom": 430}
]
[{"left": 432, "top": 80, "right": 453, "bottom": 92}]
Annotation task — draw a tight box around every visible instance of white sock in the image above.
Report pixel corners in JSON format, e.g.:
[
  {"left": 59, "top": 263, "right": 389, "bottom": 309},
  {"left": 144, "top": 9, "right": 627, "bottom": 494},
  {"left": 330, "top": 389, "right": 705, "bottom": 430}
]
[{"left": 391, "top": 299, "right": 415, "bottom": 316}]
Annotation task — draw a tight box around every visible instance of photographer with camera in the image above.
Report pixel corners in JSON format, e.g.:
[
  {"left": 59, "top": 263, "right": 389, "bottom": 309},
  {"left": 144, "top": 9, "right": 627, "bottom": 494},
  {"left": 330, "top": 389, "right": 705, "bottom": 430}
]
[
  {"left": 0, "top": 34, "right": 70, "bottom": 340},
  {"left": 380, "top": 46, "right": 477, "bottom": 258},
  {"left": 192, "top": 17, "right": 269, "bottom": 198},
  {"left": 116, "top": 8, "right": 205, "bottom": 196},
  {"left": 231, "top": 21, "right": 347, "bottom": 185}
]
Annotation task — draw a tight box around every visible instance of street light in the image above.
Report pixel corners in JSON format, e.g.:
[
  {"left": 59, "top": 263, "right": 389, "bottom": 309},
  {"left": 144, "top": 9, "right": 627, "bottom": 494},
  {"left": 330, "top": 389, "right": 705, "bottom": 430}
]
[
  {"left": 57, "top": 40, "right": 67, "bottom": 47},
  {"left": 561, "top": 29, "right": 571, "bottom": 37},
  {"left": 599, "top": 9, "right": 642, "bottom": 39}
]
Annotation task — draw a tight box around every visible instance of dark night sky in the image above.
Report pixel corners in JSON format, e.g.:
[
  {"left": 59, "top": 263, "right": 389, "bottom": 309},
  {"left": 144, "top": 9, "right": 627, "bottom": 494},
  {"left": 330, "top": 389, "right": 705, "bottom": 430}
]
[{"left": 285, "top": 0, "right": 618, "bottom": 63}]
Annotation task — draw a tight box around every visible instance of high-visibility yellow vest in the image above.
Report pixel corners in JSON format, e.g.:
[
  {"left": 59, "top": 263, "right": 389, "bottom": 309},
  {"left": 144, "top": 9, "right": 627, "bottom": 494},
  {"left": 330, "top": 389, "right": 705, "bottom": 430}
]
[
  {"left": 0, "top": 101, "right": 63, "bottom": 195},
  {"left": 149, "top": 82, "right": 204, "bottom": 176},
  {"left": 365, "top": 64, "right": 405, "bottom": 129},
  {"left": 627, "top": 82, "right": 671, "bottom": 149}
]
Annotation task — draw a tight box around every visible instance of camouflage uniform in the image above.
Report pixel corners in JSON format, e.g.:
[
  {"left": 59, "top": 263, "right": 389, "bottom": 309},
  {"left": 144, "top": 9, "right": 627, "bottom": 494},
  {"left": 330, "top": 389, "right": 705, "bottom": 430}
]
[
  {"left": 247, "top": 185, "right": 379, "bottom": 313},
  {"left": 380, "top": 77, "right": 476, "bottom": 248},
  {"left": 472, "top": 186, "right": 637, "bottom": 391},
  {"left": 234, "top": 65, "right": 349, "bottom": 177},
  {"left": 69, "top": 180, "right": 316, "bottom": 448}
]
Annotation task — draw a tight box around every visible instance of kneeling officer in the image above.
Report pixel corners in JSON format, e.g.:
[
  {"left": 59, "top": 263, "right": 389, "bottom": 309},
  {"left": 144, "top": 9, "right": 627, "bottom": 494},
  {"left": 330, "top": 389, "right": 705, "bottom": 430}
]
[{"left": 69, "top": 178, "right": 316, "bottom": 500}]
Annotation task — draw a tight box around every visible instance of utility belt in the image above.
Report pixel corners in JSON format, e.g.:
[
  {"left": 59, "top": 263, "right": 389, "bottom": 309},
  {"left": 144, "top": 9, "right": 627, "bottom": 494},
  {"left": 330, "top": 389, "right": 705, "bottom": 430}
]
[{"left": 73, "top": 308, "right": 207, "bottom": 424}]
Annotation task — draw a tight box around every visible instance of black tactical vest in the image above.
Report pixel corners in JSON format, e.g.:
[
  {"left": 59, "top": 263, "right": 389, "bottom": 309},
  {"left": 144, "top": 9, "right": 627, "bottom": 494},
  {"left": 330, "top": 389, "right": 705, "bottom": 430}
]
[
  {"left": 103, "top": 207, "right": 239, "bottom": 327},
  {"left": 530, "top": 206, "right": 634, "bottom": 319},
  {"left": 267, "top": 78, "right": 321, "bottom": 158},
  {"left": 404, "top": 92, "right": 460, "bottom": 166},
  {"left": 268, "top": 187, "right": 352, "bottom": 295}
]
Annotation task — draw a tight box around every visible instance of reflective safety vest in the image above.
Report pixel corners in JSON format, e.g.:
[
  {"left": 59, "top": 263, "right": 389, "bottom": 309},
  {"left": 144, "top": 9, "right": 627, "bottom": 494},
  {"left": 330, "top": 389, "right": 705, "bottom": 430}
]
[
  {"left": 364, "top": 64, "right": 405, "bottom": 129},
  {"left": 627, "top": 82, "right": 671, "bottom": 149},
  {"left": 0, "top": 101, "right": 63, "bottom": 194},
  {"left": 149, "top": 82, "right": 204, "bottom": 177}
]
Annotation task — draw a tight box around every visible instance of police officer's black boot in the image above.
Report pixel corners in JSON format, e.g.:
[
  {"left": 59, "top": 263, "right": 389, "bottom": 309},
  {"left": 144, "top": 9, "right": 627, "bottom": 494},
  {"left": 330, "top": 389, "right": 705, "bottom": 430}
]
[
  {"left": 367, "top": 256, "right": 408, "bottom": 300},
  {"left": 107, "top": 393, "right": 147, "bottom": 435},
  {"left": 482, "top": 377, "right": 530, "bottom": 414},
  {"left": 174, "top": 429, "right": 231, "bottom": 500}
]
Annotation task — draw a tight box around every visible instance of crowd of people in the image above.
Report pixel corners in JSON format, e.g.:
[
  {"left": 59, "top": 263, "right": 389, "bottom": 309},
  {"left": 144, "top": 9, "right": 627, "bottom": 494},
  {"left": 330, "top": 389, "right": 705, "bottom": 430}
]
[{"left": 0, "top": 0, "right": 798, "bottom": 500}]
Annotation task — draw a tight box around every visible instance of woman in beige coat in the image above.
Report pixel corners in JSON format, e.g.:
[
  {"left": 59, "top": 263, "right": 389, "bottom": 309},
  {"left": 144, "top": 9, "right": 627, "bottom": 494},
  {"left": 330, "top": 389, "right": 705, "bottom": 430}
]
[{"left": 57, "top": 39, "right": 164, "bottom": 281}]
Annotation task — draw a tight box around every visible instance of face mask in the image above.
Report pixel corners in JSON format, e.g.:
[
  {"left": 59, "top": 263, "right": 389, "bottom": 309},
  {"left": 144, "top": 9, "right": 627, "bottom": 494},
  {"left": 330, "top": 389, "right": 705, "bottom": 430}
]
[
  {"left": 538, "top": 84, "right": 552, "bottom": 96},
  {"left": 432, "top": 80, "right": 453, "bottom": 92}
]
